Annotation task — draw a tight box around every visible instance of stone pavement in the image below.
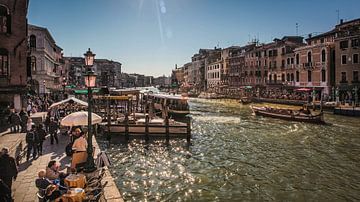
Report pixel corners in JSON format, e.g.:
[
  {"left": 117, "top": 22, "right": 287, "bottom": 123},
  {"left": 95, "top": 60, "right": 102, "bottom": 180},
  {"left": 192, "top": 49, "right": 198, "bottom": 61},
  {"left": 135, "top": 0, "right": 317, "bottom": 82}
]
[
  {"left": 0, "top": 111, "right": 123, "bottom": 202},
  {"left": 12, "top": 132, "right": 71, "bottom": 202}
]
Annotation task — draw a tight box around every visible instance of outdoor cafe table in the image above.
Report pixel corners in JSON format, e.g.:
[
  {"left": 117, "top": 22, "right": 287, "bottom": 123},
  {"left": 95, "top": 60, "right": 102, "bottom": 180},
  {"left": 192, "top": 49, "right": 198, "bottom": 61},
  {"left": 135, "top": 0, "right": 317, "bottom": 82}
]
[
  {"left": 61, "top": 188, "right": 86, "bottom": 202},
  {"left": 64, "top": 173, "right": 86, "bottom": 188}
]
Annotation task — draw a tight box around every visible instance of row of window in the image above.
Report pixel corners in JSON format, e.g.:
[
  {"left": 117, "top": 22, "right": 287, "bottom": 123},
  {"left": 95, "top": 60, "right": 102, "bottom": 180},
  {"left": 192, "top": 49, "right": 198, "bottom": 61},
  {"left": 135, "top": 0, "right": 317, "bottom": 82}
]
[
  {"left": 341, "top": 54, "right": 359, "bottom": 65},
  {"left": 207, "top": 64, "right": 220, "bottom": 71},
  {"left": 341, "top": 71, "right": 359, "bottom": 82},
  {"left": 208, "top": 72, "right": 220, "bottom": 79},
  {"left": 340, "top": 38, "right": 360, "bottom": 49}
]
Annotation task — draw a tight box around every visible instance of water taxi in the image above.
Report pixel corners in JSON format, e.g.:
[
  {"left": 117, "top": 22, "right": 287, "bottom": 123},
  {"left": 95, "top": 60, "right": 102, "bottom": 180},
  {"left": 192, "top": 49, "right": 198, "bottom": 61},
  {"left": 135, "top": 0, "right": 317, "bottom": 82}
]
[
  {"left": 251, "top": 106, "right": 325, "bottom": 124},
  {"left": 145, "top": 94, "right": 190, "bottom": 118}
]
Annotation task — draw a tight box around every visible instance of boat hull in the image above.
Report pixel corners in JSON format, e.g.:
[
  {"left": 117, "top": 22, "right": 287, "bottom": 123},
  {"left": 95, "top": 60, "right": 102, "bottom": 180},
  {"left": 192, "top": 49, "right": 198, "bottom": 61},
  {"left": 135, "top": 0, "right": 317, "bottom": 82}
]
[{"left": 251, "top": 106, "right": 325, "bottom": 124}]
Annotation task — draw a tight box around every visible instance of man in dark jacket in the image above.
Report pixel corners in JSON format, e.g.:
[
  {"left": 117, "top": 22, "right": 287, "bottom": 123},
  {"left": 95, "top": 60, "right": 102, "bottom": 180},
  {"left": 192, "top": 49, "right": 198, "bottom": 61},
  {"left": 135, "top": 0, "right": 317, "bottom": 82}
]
[
  {"left": 48, "top": 117, "right": 59, "bottom": 144},
  {"left": 20, "top": 109, "right": 28, "bottom": 133},
  {"left": 0, "top": 179, "right": 11, "bottom": 202},
  {"left": 9, "top": 109, "right": 22, "bottom": 133},
  {"left": 26, "top": 124, "right": 39, "bottom": 160},
  {"left": 0, "top": 147, "right": 18, "bottom": 199},
  {"left": 36, "top": 124, "right": 47, "bottom": 155}
]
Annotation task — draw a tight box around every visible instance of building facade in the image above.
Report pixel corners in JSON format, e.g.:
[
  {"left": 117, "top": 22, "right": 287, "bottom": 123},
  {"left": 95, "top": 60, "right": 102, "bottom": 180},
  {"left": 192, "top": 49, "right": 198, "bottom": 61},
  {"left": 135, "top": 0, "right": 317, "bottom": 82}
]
[
  {"left": 334, "top": 19, "right": 360, "bottom": 101},
  {"left": 28, "top": 24, "right": 64, "bottom": 96},
  {"left": 0, "top": 0, "right": 29, "bottom": 110},
  {"left": 94, "top": 59, "right": 122, "bottom": 88}
]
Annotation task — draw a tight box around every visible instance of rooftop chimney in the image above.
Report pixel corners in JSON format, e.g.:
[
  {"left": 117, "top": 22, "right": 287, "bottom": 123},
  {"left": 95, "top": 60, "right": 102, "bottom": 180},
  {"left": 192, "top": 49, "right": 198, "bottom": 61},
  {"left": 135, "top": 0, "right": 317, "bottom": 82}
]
[
  {"left": 308, "top": 33, "right": 312, "bottom": 39},
  {"left": 340, "top": 19, "right": 344, "bottom": 24}
]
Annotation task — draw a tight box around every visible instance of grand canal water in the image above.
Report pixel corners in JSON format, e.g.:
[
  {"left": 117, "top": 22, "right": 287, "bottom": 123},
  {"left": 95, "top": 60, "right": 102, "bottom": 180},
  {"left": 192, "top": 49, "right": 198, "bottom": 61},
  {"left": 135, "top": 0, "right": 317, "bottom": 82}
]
[{"left": 102, "top": 99, "right": 360, "bottom": 201}]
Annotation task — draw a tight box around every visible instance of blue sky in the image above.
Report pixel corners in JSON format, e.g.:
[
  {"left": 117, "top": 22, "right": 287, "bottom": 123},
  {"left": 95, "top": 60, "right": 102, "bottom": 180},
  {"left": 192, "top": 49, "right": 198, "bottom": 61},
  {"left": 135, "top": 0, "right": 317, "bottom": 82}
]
[{"left": 28, "top": 0, "right": 360, "bottom": 76}]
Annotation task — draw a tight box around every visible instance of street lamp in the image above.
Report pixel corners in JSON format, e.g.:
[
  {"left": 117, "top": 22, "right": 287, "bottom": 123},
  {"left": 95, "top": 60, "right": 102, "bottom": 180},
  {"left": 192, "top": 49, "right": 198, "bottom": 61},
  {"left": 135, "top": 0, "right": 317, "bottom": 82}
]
[
  {"left": 43, "top": 80, "right": 46, "bottom": 97},
  {"left": 84, "top": 48, "right": 97, "bottom": 172}
]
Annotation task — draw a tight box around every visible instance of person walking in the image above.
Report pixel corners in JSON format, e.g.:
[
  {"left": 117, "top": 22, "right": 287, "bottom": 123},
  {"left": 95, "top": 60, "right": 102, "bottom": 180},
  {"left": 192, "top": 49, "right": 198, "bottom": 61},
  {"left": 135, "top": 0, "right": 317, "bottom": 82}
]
[
  {"left": 9, "top": 109, "right": 21, "bottom": 133},
  {"left": 36, "top": 124, "right": 47, "bottom": 155},
  {"left": 20, "top": 109, "right": 28, "bottom": 133},
  {"left": 48, "top": 117, "right": 59, "bottom": 144},
  {"left": 26, "top": 124, "right": 39, "bottom": 160},
  {"left": 26, "top": 118, "right": 33, "bottom": 132},
  {"left": 0, "top": 147, "right": 18, "bottom": 199}
]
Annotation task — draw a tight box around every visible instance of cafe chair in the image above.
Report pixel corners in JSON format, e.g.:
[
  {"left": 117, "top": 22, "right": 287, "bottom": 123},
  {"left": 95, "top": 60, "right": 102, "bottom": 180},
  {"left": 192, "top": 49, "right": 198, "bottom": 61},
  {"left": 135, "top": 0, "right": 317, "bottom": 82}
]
[
  {"left": 84, "top": 181, "right": 108, "bottom": 202},
  {"left": 86, "top": 168, "right": 106, "bottom": 186}
]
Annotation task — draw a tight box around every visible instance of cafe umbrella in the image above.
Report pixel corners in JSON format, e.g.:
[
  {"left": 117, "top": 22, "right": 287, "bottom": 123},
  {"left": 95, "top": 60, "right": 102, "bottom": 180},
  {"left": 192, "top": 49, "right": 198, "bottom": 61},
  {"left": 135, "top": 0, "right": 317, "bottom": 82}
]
[{"left": 60, "top": 111, "right": 102, "bottom": 126}]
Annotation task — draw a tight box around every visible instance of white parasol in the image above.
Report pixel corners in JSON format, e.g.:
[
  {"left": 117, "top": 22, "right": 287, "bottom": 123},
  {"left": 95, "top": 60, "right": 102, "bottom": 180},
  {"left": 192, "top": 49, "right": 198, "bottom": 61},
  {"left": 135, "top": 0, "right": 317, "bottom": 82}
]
[
  {"left": 60, "top": 111, "right": 102, "bottom": 126},
  {"left": 49, "top": 97, "right": 88, "bottom": 109}
]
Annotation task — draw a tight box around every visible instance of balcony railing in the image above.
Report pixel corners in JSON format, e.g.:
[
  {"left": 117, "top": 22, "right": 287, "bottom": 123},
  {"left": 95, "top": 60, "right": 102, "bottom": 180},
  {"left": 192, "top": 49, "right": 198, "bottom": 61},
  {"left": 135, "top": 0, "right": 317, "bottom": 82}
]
[{"left": 303, "top": 62, "right": 313, "bottom": 69}]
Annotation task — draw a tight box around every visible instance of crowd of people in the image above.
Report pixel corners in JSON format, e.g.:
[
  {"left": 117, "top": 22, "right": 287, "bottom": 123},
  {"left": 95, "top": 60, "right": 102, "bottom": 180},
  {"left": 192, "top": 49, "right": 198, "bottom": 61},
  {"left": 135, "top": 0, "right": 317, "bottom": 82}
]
[{"left": 0, "top": 96, "right": 92, "bottom": 201}]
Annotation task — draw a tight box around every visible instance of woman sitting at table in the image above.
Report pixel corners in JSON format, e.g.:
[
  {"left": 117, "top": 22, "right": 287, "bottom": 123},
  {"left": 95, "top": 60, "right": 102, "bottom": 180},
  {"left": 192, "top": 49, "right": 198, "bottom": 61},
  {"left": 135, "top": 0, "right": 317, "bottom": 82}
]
[{"left": 71, "top": 131, "right": 88, "bottom": 169}]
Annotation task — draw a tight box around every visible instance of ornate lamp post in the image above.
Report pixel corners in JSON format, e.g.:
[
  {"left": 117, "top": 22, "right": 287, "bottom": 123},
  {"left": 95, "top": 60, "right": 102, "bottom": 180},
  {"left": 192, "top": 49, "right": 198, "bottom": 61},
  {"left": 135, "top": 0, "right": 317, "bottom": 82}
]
[
  {"left": 84, "top": 48, "right": 97, "bottom": 172},
  {"left": 43, "top": 80, "right": 46, "bottom": 97}
]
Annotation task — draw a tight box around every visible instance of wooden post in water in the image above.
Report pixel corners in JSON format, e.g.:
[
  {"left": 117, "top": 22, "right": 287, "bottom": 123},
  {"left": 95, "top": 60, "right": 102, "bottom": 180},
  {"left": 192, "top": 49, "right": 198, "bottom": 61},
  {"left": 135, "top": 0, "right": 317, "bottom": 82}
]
[
  {"left": 145, "top": 114, "right": 149, "bottom": 142},
  {"left": 165, "top": 116, "right": 169, "bottom": 144},
  {"left": 125, "top": 113, "right": 129, "bottom": 142},
  {"left": 186, "top": 117, "right": 191, "bottom": 144}
]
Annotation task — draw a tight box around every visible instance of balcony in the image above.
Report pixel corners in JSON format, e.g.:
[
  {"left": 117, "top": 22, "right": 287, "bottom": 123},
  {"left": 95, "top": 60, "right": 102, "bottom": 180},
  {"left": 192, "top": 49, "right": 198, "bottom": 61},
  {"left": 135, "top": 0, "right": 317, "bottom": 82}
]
[{"left": 303, "top": 62, "right": 313, "bottom": 69}]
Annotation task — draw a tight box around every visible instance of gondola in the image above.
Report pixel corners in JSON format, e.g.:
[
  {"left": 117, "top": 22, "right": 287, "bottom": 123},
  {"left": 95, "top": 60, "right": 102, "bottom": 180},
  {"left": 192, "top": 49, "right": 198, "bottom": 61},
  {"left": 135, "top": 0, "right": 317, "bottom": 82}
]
[{"left": 251, "top": 106, "right": 325, "bottom": 124}]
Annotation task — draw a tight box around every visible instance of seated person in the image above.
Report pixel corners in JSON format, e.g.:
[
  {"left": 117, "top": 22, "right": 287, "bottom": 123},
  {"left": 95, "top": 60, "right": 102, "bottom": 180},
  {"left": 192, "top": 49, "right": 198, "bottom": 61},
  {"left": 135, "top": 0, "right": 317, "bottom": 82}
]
[
  {"left": 45, "top": 184, "right": 63, "bottom": 202},
  {"left": 35, "top": 169, "right": 52, "bottom": 190},
  {"left": 46, "top": 160, "right": 67, "bottom": 182}
]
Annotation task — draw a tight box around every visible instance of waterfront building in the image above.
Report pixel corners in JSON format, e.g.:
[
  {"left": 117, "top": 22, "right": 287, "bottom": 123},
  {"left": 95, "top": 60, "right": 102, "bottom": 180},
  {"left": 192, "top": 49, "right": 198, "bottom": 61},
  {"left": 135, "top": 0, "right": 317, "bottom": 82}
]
[
  {"left": 218, "top": 46, "right": 250, "bottom": 95},
  {"left": 0, "top": 0, "right": 28, "bottom": 110},
  {"left": 64, "top": 57, "right": 122, "bottom": 88},
  {"left": 28, "top": 24, "right": 64, "bottom": 96},
  {"left": 334, "top": 18, "right": 360, "bottom": 101},
  {"left": 95, "top": 59, "right": 122, "bottom": 88},
  {"left": 181, "top": 62, "right": 192, "bottom": 91},
  {"left": 206, "top": 59, "right": 222, "bottom": 93},
  {"left": 171, "top": 65, "right": 184, "bottom": 89},
  {"left": 153, "top": 75, "right": 171, "bottom": 88},
  {"left": 258, "top": 37, "right": 304, "bottom": 92},
  {"left": 63, "top": 57, "right": 84, "bottom": 88},
  {"left": 294, "top": 33, "right": 335, "bottom": 96}
]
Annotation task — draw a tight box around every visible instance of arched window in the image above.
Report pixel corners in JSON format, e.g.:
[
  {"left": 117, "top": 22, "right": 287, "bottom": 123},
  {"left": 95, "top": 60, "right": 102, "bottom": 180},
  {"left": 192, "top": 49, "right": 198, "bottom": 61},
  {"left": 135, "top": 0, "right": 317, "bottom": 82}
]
[
  {"left": 296, "top": 54, "right": 300, "bottom": 65},
  {"left": 0, "top": 48, "right": 9, "bottom": 76},
  {"left": 0, "top": 5, "right": 10, "bottom": 33},
  {"left": 308, "top": 70, "right": 312, "bottom": 82},
  {"left": 269, "top": 74, "right": 272, "bottom": 81},
  {"left": 31, "top": 56, "right": 36, "bottom": 71},
  {"left": 286, "top": 73, "right": 290, "bottom": 81},
  {"left": 321, "top": 49, "right": 326, "bottom": 62},
  {"left": 291, "top": 73, "right": 294, "bottom": 81},
  {"left": 282, "top": 74, "right": 285, "bottom": 82},
  {"left": 274, "top": 74, "right": 277, "bottom": 83},
  {"left": 30, "top": 35, "right": 36, "bottom": 48},
  {"left": 307, "top": 51, "right": 312, "bottom": 63}
]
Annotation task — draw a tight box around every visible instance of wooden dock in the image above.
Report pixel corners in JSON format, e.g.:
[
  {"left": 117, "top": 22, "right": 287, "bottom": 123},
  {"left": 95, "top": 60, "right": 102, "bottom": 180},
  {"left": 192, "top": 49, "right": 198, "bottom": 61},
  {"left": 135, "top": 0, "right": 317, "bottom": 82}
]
[{"left": 103, "top": 115, "right": 191, "bottom": 144}]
